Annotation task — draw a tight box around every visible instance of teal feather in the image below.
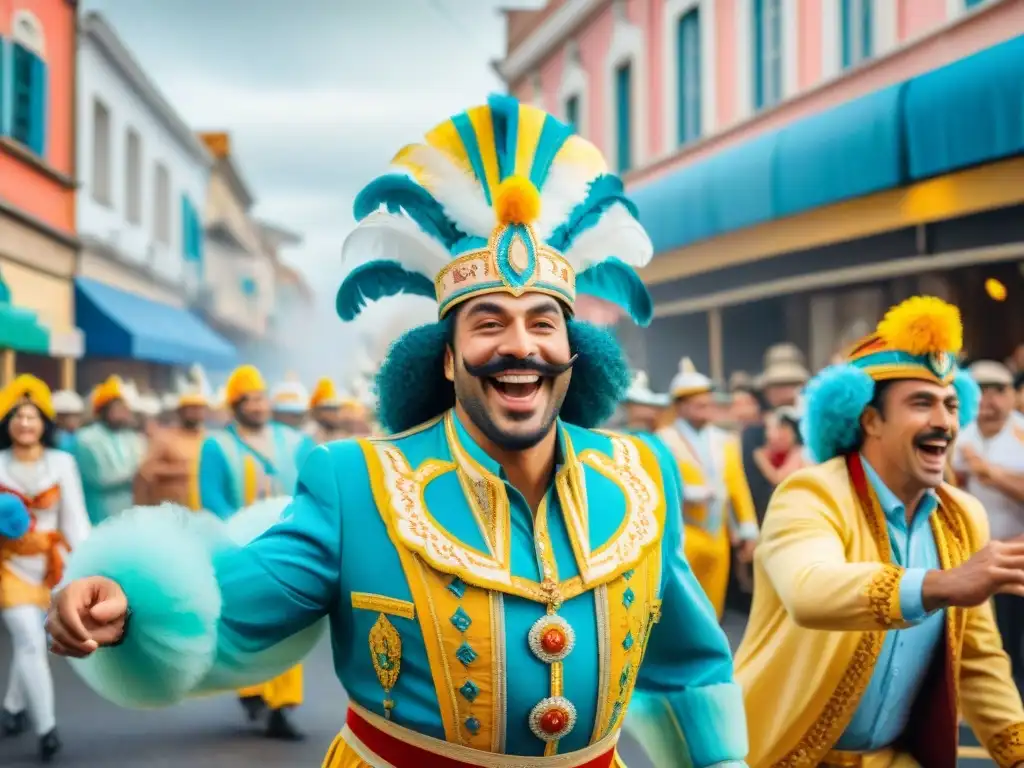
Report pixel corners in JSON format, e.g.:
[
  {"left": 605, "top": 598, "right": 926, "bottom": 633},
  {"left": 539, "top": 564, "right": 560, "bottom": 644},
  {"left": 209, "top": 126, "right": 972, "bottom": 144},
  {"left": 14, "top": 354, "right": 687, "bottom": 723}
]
[
  {"left": 548, "top": 175, "right": 639, "bottom": 251},
  {"left": 354, "top": 174, "right": 463, "bottom": 248},
  {"left": 335, "top": 261, "right": 435, "bottom": 321},
  {"left": 488, "top": 93, "right": 518, "bottom": 181},
  {"left": 577, "top": 258, "right": 654, "bottom": 326},
  {"left": 953, "top": 369, "right": 980, "bottom": 427},
  {"left": 65, "top": 505, "right": 225, "bottom": 708}
]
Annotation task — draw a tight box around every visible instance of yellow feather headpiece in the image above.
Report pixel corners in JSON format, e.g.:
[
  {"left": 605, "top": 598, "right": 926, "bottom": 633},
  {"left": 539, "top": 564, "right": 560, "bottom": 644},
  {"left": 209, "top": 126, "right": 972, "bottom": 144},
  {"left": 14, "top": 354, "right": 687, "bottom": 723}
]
[
  {"left": 0, "top": 375, "right": 55, "bottom": 421},
  {"left": 91, "top": 376, "right": 125, "bottom": 414},
  {"left": 224, "top": 365, "right": 266, "bottom": 405},
  {"left": 309, "top": 377, "right": 340, "bottom": 409}
]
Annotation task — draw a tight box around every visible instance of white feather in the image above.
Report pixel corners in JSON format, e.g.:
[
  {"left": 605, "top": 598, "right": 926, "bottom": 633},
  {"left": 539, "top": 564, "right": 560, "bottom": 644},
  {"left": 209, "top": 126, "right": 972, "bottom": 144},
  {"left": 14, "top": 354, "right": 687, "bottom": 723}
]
[
  {"left": 341, "top": 211, "right": 452, "bottom": 282},
  {"left": 392, "top": 145, "right": 495, "bottom": 238},
  {"left": 564, "top": 203, "right": 653, "bottom": 271},
  {"left": 535, "top": 160, "right": 600, "bottom": 242}
]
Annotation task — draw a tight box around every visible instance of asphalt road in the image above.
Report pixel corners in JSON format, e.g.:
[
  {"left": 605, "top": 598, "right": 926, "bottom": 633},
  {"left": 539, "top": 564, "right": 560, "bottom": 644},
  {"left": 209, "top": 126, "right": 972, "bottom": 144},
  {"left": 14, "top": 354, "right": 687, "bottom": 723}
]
[{"left": 0, "top": 611, "right": 994, "bottom": 766}]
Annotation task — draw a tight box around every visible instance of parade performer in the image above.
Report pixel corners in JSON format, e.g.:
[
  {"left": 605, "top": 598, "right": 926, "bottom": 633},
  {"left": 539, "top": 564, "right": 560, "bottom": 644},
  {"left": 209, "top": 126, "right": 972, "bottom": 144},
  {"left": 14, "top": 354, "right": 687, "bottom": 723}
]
[
  {"left": 0, "top": 376, "right": 89, "bottom": 762},
  {"left": 621, "top": 371, "right": 670, "bottom": 434},
  {"left": 74, "top": 376, "right": 146, "bottom": 525},
  {"left": 51, "top": 390, "right": 84, "bottom": 453},
  {"left": 196, "top": 363, "right": 315, "bottom": 739},
  {"left": 307, "top": 377, "right": 370, "bottom": 443},
  {"left": 47, "top": 97, "right": 747, "bottom": 767},
  {"left": 734, "top": 296, "right": 1024, "bottom": 767},
  {"left": 656, "top": 358, "right": 757, "bottom": 619},
  {"left": 135, "top": 373, "right": 209, "bottom": 509},
  {"left": 271, "top": 376, "right": 310, "bottom": 431}
]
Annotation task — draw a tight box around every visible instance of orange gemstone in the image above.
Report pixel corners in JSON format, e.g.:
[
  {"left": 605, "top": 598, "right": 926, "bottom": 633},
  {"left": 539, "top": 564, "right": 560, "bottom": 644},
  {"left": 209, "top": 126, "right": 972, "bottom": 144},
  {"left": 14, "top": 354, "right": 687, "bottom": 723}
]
[
  {"left": 541, "top": 627, "right": 566, "bottom": 654},
  {"left": 539, "top": 708, "right": 567, "bottom": 734}
]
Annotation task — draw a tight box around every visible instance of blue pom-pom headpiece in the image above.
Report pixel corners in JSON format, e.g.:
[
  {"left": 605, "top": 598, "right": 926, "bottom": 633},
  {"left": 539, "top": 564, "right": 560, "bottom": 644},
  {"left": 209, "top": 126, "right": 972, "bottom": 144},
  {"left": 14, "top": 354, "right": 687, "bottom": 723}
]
[
  {"left": 801, "top": 296, "right": 977, "bottom": 462},
  {"left": 336, "top": 95, "right": 654, "bottom": 326}
]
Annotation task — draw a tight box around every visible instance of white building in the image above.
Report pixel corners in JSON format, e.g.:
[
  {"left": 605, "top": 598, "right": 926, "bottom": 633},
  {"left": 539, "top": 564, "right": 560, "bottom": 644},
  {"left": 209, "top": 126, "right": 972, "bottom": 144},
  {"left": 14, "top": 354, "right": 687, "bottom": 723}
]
[{"left": 74, "top": 12, "right": 237, "bottom": 390}]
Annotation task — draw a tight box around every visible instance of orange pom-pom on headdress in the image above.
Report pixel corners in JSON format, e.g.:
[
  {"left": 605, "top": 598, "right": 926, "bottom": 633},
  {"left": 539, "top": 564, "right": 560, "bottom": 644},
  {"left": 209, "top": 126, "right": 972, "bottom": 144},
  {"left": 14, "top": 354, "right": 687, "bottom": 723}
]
[
  {"left": 876, "top": 296, "right": 963, "bottom": 357},
  {"left": 494, "top": 175, "right": 541, "bottom": 225}
]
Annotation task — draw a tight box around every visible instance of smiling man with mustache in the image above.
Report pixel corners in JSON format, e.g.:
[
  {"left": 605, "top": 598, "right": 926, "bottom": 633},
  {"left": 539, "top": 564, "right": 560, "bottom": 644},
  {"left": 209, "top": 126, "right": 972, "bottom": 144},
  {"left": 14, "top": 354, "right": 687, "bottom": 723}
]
[
  {"left": 734, "top": 296, "right": 1024, "bottom": 768},
  {"left": 44, "top": 97, "right": 747, "bottom": 768}
]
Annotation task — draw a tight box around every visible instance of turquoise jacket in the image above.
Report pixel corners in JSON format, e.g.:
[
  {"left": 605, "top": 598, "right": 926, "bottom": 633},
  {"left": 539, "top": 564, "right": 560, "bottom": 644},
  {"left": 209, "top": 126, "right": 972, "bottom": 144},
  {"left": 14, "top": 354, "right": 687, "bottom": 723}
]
[
  {"left": 197, "top": 422, "right": 314, "bottom": 519},
  {"left": 65, "top": 411, "right": 747, "bottom": 765},
  {"left": 73, "top": 422, "right": 147, "bottom": 524}
]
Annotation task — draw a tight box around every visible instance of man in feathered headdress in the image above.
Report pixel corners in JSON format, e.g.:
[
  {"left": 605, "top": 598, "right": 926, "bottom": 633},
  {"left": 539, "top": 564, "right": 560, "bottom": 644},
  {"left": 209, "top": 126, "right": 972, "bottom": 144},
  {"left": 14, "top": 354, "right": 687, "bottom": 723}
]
[
  {"left": 656, "top": 358, "right": 758, "bottom": 620},
  {"left": 307, "top": 377, "right": 370, "bottom": 443},
  {"left": 270, "top": 376, "right": 309, "bottom": 431},
  {"left": 49, "top": 97, "right": 747, "bottom": 767},
  {"left": 74, "top": 376, "right": 147, "bottom": 524},
  {"left": 734, "top": 296, "right": 1024, "bottom": 767},
  {"left": 135, "top": 367, "right": 210, "bottom": 509},
  {"left": 620, "top": 370, "right": 670, "bottom": 434}
]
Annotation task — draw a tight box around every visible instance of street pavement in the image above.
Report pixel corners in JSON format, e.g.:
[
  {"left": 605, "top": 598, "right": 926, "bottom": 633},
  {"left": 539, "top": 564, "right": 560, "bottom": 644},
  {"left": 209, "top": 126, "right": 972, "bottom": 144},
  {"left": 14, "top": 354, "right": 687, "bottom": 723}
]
[{"left": 0, "top": 611, "right": 995, "bottom": 766}]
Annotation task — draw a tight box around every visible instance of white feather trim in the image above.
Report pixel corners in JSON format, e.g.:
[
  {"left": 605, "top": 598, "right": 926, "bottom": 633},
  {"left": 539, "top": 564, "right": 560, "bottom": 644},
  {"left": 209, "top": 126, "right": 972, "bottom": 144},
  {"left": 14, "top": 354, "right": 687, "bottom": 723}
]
[
  {"left": 392, "top": 145, "right": 495, "bottom": 238},
  {"left": 564, "top": 203, "right": 653, "bottom": 271},
  {"left": 341, "top": 211, "right": 452, "bottom": 281},
  {"left": 534, "top": 160, "right": 599, "bottom": 242}
]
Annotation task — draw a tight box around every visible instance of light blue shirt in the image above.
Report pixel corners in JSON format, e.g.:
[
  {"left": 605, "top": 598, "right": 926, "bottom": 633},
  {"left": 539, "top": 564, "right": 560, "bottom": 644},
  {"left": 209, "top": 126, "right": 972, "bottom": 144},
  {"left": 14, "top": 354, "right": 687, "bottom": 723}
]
[{"left": 834, "top": 457, "right": 946, "bottom": 751}]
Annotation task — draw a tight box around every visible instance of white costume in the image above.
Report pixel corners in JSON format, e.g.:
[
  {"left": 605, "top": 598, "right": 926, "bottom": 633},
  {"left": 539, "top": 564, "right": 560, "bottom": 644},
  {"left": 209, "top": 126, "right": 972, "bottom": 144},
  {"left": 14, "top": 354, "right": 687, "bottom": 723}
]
[{"left": 0, "top": 448, "right": 89, "bottom": 735}]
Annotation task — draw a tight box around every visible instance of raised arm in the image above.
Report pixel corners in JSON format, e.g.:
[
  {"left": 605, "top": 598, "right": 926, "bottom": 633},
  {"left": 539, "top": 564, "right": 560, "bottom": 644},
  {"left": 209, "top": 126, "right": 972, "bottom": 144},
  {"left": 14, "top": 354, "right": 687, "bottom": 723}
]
[
  {"left": 626, "top": 444, "right": 748, "bottom": 768},
  {"left": 59, "top": 443, "right": 346, "bottom": 709},
  {"left": 758, "top": 472, "right": 925, "bottom": 632}
]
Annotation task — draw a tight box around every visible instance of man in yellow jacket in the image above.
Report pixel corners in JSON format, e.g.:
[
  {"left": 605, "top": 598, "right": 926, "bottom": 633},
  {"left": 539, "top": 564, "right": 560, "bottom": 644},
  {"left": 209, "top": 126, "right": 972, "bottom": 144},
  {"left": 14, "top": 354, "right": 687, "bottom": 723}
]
[
  {"left": 735, "top": 296, "right": 1024, "bottom": 767},
  {"left": 657, "top": 358, "right": 757, "bottom": 619}
]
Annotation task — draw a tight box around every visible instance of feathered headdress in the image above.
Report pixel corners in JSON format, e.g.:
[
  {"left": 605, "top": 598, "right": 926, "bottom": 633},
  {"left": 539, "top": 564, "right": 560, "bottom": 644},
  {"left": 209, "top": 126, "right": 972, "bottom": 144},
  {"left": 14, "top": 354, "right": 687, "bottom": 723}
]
[
  {"left": 0, "top": 374, "right": 55, "bottom": 421},
  {"left": 336, "top": 94, "right": 654, "bottom": 325},
  {"left": 175, "top": 364, "right": 212, "bottom": 408},
  {"left": 802, "top": 296, "right": 980, "bottom": 462}
]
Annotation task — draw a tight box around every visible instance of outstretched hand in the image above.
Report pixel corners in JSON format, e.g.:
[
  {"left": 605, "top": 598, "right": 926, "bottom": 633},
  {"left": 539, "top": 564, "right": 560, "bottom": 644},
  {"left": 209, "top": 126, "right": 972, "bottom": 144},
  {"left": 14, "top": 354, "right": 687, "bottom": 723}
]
[{"left": 46, "top": 576, "right": 128, "bottom": 658}]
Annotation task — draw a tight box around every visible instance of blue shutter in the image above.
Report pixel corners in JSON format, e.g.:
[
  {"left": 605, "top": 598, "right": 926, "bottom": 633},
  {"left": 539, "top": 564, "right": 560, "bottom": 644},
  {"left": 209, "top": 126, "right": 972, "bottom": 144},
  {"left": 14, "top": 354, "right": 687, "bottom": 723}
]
[
  {"left": 193, "top": 202, "right": 204, "bottom": 268},
  {"left": 861, "top": 0, "right": 873, "bottom": 60},
  {"left": 564, "top": 95, "right": 579, "bottom": 132},
  {"left": 965, "top": 0, "right": 985, "bottom": 7},
  {"left": 841, "top": 0, "right": 852, "bottom": 69},
  {"left": 0, "top": 38, "right": 7, "bottom": 136},
  {"left": 615, "top": 62, "right": 632, "bottom": 174},
  {"left": 181, "top": 195, "right": 191, "bottom": 260},
  {"left": 677, "top": 9, "right": 701, "bottom": 145},
  {"left": 28, "top": 52, "right": 46, "bottom": 157}
]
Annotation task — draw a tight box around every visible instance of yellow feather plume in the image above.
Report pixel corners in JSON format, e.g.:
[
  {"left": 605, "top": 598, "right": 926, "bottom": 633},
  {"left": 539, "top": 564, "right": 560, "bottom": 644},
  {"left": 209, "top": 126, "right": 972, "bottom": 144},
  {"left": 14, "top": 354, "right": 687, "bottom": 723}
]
[
  {"left": 876, "top": 296, "right": 963, "bottom": 356},
  {"left": 494, "top": 175, "right": 541, "bottom": 225}
]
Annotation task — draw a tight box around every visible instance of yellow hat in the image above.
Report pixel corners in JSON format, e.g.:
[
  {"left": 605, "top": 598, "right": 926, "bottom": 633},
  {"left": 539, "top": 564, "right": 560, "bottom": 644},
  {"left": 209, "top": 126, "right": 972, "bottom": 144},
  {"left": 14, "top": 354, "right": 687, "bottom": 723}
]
[
  {"left": 224, "top": 365, "right": 266, "bottom": 405},
  {"left": 309, "top": 377, "right": 340, "bottom": 409},
  {"left": 91, "top": 375, "right": 125, "bottom": 413},
  {"left": 0, "top": 375, "right": 55, "bottom": 421}
]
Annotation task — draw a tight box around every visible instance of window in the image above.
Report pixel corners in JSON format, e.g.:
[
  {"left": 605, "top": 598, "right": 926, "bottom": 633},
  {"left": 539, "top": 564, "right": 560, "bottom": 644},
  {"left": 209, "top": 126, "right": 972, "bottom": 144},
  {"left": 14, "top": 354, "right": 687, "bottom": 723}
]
[
  {"left": 91, "top": 99, "right": 112, "bottom": 205},
  {"left": 564, "top": 95, "right": 579, "bottom": 132},
  {"left": 7, "top": 10, "right": 46, "bottom": 157},
  {"left": 125, "top": 129, "right": 142, "bottom": 224},
  {"left": 153, "top": 163, "right": 170, "bottom": 244},
  {"left": 677, "top": 8, "right": 702, "bottom": 145},
  {"left": 181, "top": 195, "right": 203, "bottom": 263},
  {"left": 615, "top": 61, "right": 632, "bottom": 173},
  {"left": 841, "top": 0, "right": 873, "bottom": 69},
  {"left": 753, "top": 0, "right": 783, "bottom": 110}
]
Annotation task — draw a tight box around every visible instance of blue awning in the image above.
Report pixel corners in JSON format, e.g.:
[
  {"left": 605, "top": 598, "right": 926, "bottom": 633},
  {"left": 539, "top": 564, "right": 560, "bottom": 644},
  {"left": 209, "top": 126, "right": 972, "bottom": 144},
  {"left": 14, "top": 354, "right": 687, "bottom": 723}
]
[
  {"left": 903, "top": 35, "right": 1024, "bottom": 181},
  {"left": 75, "top": 277, "right": 237, "bottom": 369},
  {"left": 631, "top": 35, "right": 1023, "bottom": 255}
]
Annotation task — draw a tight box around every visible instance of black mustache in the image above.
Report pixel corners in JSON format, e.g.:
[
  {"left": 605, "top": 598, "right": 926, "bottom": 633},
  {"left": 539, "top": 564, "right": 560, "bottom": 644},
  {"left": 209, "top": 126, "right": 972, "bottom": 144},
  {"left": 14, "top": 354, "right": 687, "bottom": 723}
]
[
  {"left": 914, "top": 429, "right": 953, "bottom": 445},
  {"left": 463, "top": 354, "right": 578, "bottom": 379}
]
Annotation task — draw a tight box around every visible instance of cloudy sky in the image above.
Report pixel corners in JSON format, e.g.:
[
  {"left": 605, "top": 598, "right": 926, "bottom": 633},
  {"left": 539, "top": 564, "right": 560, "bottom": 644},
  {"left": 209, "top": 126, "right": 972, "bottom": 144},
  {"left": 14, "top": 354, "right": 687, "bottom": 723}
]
[{"left": 81, "top": 0, "right": 541, "bottom": 376}]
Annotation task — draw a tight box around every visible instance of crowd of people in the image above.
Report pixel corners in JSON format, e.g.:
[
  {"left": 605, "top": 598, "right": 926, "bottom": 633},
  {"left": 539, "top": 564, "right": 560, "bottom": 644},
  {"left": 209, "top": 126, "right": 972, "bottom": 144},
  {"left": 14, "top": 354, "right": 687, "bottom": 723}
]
[
  {"left": 0, "top": 366, "right": 374, "bottom": 760},
  {"left": 3, "top": 96, "right": 1024, "bottom": 768}
]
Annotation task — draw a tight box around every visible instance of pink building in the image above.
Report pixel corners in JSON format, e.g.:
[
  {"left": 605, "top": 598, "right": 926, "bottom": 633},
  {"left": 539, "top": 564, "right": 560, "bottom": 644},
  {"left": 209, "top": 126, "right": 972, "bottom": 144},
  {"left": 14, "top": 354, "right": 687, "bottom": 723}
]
[{"left": 496, "top": 0, "right": 1024, "bottom": 387}]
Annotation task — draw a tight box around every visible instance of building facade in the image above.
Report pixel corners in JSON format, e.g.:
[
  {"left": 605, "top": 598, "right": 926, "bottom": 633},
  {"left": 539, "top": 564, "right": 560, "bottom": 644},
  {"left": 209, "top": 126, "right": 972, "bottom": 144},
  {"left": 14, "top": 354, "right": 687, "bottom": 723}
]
[
  {"left": 76, "top": 12, "right": 235, "bottom": 392},
  {"left": 0, "top": 0, "right": 82, "bottom": 390},
  {"left": 498, "top": 0, "right": 1024, "bottom": 386}
]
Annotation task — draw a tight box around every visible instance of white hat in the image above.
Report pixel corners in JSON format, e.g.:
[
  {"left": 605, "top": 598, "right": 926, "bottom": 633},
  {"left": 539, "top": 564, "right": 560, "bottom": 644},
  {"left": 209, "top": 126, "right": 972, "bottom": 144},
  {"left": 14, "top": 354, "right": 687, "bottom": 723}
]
[
  {"left": 271, "top": 379, "right": 309, "bottom": 414},
  {"left": 624, "top": 371, "right": 670, "bottom": 407},
  {"left": 759, "top": 361, "right": 810, "bottom": 388},
  {"left": 161, "top": 393, "right": 180, "bottom": 412},
  {"left": 969, "top": 360, "right": 1013, "bottom": 387},
  {"left": 51, "top": 390, "right": 84, "bottom": 415},
  {"left": 763, "top": 343, "right": 805, "bottom": 368},
  {"left": 174, "top": 364, "right": 213, "bottom": 408},
  {"left": 669, "top": 358, "right": 713, "bottom": 399},
  {"left": 134, "top": 393, "right": 162, "bottom": 417}
]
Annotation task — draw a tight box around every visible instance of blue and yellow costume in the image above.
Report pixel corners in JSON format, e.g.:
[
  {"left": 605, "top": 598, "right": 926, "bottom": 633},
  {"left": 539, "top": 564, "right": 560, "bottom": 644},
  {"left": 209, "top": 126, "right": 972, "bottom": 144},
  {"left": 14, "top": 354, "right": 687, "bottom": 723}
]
[
  {"left": 197, "top": 364, "right": 315, "bottom": 713},
  {"left": 63, "top": 97, "right": 747, "bottom": 767}
]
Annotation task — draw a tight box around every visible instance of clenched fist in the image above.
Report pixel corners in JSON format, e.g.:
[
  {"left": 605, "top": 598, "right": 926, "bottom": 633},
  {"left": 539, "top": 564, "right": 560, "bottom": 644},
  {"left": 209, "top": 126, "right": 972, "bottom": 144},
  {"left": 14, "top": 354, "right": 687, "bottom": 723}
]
[
  {"left": 46, "top": 576, "right": 128, "bottom": 658},
  {"left": 923, "top": 534, "right": 1024, "bottom": 611}
]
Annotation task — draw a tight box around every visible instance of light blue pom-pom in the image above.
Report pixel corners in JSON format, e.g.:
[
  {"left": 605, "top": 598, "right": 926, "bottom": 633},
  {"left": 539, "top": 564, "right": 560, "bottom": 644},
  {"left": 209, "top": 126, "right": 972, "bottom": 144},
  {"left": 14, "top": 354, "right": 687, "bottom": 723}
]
[
  {"left": 223, "top": 496, "right": 291, "bottom": 546},
  {"left": 801, "top": 364, "right": 875, "bottom": 463},
  {"left": 953, "top": 369, "right": 981, "bottom": 427},
  {"left": 0, "top": 493, "right": 30, "bottom": 539},
  {"left": 66, "top": 505, "right": 224, "bottom": 708}
]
